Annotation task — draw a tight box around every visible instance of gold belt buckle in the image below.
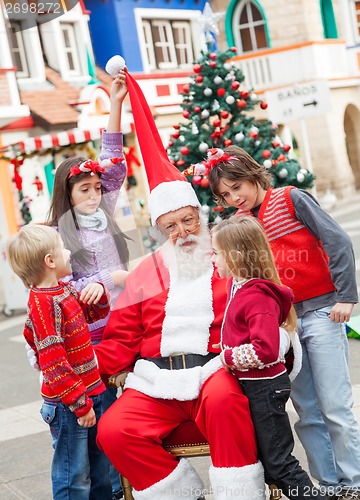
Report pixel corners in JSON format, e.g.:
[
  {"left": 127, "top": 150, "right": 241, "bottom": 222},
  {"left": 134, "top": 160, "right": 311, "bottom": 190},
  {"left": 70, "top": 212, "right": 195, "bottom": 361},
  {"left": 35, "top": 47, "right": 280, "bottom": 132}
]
[{"left": 169, "top": 353, "right": 187, "bottom": 369}]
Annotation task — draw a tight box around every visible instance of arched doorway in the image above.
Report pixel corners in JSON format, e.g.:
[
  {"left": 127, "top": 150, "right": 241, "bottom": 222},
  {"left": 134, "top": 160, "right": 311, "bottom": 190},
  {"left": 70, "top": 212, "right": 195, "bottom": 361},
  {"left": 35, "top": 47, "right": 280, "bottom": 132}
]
[{"left": 344, "top": 104, "right": 360, "bottom": 189}]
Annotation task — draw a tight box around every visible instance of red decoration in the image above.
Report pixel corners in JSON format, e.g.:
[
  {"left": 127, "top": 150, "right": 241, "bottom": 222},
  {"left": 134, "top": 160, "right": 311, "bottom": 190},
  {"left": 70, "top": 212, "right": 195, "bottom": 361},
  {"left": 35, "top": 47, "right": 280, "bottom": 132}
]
[
  {"left": 193, "top": 64, "right": 202, "bottom": 74},
  {"left": 11, "top": 158, "right": 24, "bottom": 191},
  {"left": 173, "top": 124, "right": 180, "bottom": 130},
  {"left": 168, "top": 141, "right": 174, "bottom": 147},
  {"left": 182, "top": 84, "right": 190, "bottom": 93},
  {"left": 249, "top": 132, "right": 258, "bottom": 139},
  {"left": 262, "top": 150, "right": 272, "bottom": 159},
  {"left": 260, "top": 101, "right": 268, "bottom": 110},
  {"left": 231, "top": 81, "right": 240, "bottom": 90},
  {"left": 195, "top": 75, "right": 203, "bottom": 83},
  {"left": 283, "top": 144, "right": 291, "bottom": 152},
  {"left": 180, "top": 146, "right": 190, "bottom": 156},
  {"left": 230, "top": 47, "right": 237, "bottom": 53},
  {"left": 194, "top": 106, "right": 201, "bottom": 113},
  {"left": 217, "top": 88, "right": 226, "bottom": 97},
  {"left": 213, "top": 118, "right": 221, "bottom": 127},
  {"left": 272, "top": 141, "right": 280, "bottom": 148},
  {"left": 220, "top": 111, "right": 229, "bottom": 119},
  {"left": 241, "top": 90, "right": 249, "bottom": 99},
  {"left": 212, "top": 205, "right": 225, "bottom": 212},
  {"left": 192, "top": 175, "right": 202, "bottom": 185},
  {"left": 177, "top": 159, "right": 186, "bottom": 167},
  {"left": 172, "top": 131, "right": 180, "bottom": 139},
  {"left": 69, "top": 160, "right": 105, "bottom": 179},
  {"left": 224, "top": 139, "right": 233, "bottom": 147},
  {"left": 123, "top": 146, "right": 141, "bottom": 177},
  {"left": 277, "top": 154, "right": 286, "bottom": 162},
  {"left": 209, "top": 52, "right": 217, "bottom": 60},
  {"left": 209, "top": 61, "right": 217, "bottom": 68},
  {"left": 200, "top": 177, "right": 210, "bottom": 188},
  {"left": 237, "top": 99, "right": 247, "bottom": 109},
  {"left": 183, "top": 110, "right": 190, "bottom": 119}
]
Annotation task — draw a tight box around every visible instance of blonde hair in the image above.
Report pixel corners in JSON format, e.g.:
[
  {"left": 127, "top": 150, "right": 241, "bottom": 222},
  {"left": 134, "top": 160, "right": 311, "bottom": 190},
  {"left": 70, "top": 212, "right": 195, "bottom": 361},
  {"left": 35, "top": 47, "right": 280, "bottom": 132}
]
[
  {"left": 212, "top": 216, "right": 297, "bottom": 332},
  {"left": 6, "top": 224, "right": 60, "bottom": 289}
]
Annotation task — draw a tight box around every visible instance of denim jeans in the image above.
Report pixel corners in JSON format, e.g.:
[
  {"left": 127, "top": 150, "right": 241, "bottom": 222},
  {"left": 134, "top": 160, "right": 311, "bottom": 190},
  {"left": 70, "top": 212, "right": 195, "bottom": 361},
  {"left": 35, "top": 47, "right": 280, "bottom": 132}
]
[
  {"left": 101, "top": 387, "right": 122, "bottom": 495},
  {"left": 40, "top": 395, "right": 112, "bottom": 500},
  {"left": 291, "top": 306, "right": 360, "bottom": 493},
  {"left": 241, "top": 373, "right": 318, "bottom": 500}
]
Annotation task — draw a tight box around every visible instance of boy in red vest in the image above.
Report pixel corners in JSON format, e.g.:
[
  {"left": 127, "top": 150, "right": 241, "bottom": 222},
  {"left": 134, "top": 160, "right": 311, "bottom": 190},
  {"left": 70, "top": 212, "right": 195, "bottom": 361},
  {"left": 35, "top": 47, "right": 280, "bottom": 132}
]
[
  {"left": 6, "top": 224, "right": 112, "bottom": 500},
  {"left": 208, "top": 145, "right": 360, "bottom": 500}
]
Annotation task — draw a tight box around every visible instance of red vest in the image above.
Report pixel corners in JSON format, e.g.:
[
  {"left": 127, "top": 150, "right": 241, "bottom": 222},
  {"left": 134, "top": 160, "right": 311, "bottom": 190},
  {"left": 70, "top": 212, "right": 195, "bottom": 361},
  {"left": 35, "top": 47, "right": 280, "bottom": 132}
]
[{"left": 236, "top": 186, "right": 336, "bottom": 303}]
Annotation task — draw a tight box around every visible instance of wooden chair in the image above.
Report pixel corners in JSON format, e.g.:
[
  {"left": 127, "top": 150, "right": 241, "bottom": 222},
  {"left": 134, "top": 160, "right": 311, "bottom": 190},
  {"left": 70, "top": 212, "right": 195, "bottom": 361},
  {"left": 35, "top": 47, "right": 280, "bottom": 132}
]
[{"left": 108, "top": 373, "right": 281, "bottom": 500}]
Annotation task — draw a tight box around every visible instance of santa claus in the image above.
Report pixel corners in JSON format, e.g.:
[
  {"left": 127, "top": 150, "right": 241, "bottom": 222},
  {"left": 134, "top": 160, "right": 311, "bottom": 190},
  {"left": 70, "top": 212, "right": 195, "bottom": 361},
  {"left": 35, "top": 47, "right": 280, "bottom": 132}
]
[{"left": 94, "top": 61, "right": 265, "bottom": 500}]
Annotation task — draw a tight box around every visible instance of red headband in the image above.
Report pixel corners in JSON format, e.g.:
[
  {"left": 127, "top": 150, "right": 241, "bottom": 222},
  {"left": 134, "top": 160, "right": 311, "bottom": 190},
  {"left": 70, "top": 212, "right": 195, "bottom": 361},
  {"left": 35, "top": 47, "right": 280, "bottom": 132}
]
[
  {"left": 183, "top": 148, "right": 235, "bottom": 177},
  {"left": 68, "top": 157, "right": 123, "bottom": 179}
]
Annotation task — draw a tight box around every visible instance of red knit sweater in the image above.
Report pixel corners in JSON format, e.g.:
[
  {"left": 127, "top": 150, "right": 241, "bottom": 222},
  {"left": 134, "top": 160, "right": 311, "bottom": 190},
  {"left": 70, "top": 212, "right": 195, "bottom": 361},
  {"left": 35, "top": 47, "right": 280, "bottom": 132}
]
[
  {"left": 24, "top": 282, "right": 109, "bottom": 417},
  {"left": 222, "top": 279, "right": 293, "bottom": 380}
]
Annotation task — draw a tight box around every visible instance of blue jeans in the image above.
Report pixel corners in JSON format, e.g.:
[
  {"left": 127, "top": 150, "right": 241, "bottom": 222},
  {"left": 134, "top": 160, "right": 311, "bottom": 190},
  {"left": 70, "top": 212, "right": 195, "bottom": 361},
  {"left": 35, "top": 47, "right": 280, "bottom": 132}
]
[
  {"left": 291, "top": 306, "right": 360, "bottom": 492},
  {"left": 241, "top": 373, "right": 318, "bottom": 500},
  {"left": 40, "top": 395, "right": 112, "bottom": 500},
  {"left": 101, "top": 387, "right": 122, "bottom": 495}
]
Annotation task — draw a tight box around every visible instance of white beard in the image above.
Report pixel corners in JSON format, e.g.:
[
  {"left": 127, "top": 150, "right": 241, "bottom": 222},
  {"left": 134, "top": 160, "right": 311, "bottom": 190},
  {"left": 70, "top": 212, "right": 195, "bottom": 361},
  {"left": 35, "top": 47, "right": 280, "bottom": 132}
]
[{"left": 160, "top": 217, "right": 213, "bottom": 280}]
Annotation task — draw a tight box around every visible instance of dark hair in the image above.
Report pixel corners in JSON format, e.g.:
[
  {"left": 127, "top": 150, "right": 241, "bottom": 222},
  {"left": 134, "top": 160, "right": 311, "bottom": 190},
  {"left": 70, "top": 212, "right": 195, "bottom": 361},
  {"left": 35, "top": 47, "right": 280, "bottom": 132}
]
[
  {"left": 208, "top": 146, "right": 272, "bottom": 207},
  {"left": 47, "top": 156, "right": 129, "bottom": 269}
]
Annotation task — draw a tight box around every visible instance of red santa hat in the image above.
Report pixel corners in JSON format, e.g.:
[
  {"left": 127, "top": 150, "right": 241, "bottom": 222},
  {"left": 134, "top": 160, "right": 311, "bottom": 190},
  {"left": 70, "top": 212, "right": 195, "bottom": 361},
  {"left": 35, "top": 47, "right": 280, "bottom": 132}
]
[{"left": 105, "top": 56, "right": 201, "bottom": 225}]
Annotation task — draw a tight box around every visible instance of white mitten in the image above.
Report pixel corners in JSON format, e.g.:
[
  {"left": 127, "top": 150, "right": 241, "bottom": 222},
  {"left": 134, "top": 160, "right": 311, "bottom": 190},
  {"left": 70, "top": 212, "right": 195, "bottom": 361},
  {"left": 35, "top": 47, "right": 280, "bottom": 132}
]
[
  {"left": 105, "top": 55, "right": 126, "bottom": 77},
  {"left": 279, "top": 327, "right": 290, "bottom": 358},
  {"left": 25, "top": 342, "right": 40, "bottom": 371}
]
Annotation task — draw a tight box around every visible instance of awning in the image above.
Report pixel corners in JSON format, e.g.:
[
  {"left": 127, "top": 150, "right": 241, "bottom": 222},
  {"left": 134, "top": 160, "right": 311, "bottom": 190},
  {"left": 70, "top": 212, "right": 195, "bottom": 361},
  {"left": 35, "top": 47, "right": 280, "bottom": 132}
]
[{"left": 1, "top": 128, "right": 104, "bottom": 157}]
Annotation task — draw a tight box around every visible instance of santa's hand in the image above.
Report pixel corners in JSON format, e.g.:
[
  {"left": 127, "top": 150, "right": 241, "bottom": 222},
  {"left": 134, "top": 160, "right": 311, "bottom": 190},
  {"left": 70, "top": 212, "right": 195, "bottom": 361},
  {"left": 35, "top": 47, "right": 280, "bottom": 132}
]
[{"left": 25, "top": 343, "right": 40, "bottom": 371}]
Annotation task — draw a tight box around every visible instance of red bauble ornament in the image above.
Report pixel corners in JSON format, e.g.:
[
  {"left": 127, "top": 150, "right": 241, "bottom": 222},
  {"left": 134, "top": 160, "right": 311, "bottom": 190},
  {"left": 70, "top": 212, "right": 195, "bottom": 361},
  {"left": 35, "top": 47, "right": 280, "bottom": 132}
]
[
  {"left": 193, "top": 64, "right": 202, "bottom": 74},
  {"left": 172, "top": 131, "right": 180, "bottom": 139},
  {"left": 213, "top": 118, "right": 221, "bottom": 127},
  {"left": 260, "top": 101, "right": 268, "bottom": 110},
  {"left": 241, "top": 90, "right": 249, "bottom": 98},
  {"left": 224, "top": 139, "right": 233, "bottom": 147},
  {"left": 209, "top": 52, "right": 217, "bottom": 60},
  {"left": 173, "top": 124, "right": 180, "bottom": 129},
  {"left": 283, "top": 144, "right": 291, "bottom": 152},
  {"left": 237, "top": 99, "right": 247, "bottom": 109},
  {"left": 272, "top": 141, "right": 280, "bottom": 148},
  {"left": 230, "top": 47, "right": 237, "bottom": 53},
  {"left": 182, "top": 84, "right": 190, "bottom": 93},
  {"left": 168, "top": 141, "right": 174, "bottom": 147},
  {"left": 249, "top": 131, "right": 258, "bottom": 139},
  {"left": 195, "top": 75, "right": 203, "bottom": 83},
  {"left": 262, "top": 149, "right": 272, "bottom": 159},
  {"left": 217, "top": 88, "right": 226, "bottom": 97},
  {"left": 177, "top": 159, "right": 186, "bottom": 167},
  {"left": 182, "top": 110, "right": 190, "bottom": 119},
  {"left": 180, "top": 146, "right": 190, "bottom": 156},
  {"left": 231, "top": 81, "right": 240, "bottom": 90},
  {"left": 220, "top": 110, "right": 229, "bottom": 119},
  {"left": 209, "top": 61, "right": 217, "bottom": 68},
  {"left": 277, "top": 154, "right": 286, "bottom": 162},
  {"left": 192, "top": 175, "right": 202, "bottom": 186},
  {"left": 194, "top": 106, "right": 201, "bottom": 113},
  {"left": 200, "top": 177, "right": 210, "bottom": 188}
]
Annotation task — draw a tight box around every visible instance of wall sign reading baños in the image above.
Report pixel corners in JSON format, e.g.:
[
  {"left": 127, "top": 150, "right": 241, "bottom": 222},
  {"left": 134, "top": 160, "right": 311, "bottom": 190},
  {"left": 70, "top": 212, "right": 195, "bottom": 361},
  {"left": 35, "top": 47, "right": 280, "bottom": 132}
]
[{"left": 5, "top": 0, "right": 78, "bottom": 30}]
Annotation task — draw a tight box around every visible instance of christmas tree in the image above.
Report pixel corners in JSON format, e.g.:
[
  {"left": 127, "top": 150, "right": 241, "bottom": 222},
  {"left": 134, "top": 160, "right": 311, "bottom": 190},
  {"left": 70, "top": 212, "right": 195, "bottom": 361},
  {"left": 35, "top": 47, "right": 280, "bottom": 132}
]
[{"left": 167, "top": 47, "right": 315, "bottom": 221}]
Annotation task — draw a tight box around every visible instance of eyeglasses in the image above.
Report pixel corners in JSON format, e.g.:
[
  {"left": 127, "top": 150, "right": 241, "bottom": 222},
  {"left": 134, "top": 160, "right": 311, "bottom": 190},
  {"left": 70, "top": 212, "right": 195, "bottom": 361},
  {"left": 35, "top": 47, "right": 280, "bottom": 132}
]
[{"left": 159, "top": 216, "right": 201, "bottom": 237}]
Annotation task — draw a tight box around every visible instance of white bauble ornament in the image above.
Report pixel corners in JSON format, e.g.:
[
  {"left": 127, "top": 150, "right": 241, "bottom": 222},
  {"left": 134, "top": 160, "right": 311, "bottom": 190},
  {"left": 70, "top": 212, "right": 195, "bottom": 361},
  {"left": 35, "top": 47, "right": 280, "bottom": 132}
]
[
  {"left": 214, "top": 215, "right": 223, "bottom": 224},
  {"left": 235, "top": 132, "right": 245, "bottom": 142},
  {"left": 299, "top": 168, "right": 308, "bottom": 175},
  {"left": 194, "top": 163, "right": 206, "bottom": 175},
  {"left": 213, "top": 76, "right": 223, "bottom": 85},
  {"left": 224, "top": 63, "right": 232, "bottom": 70},
  {"left": 297, "top": 172, "right": 305, "bottom": 183},
  {"left": 105, "top": 55, "right": 126, "bottom": 77},
  {"left": 250, "top": 93, "right": 258, "bottom": 102},
  {"left": 250, "top": 126, "right": 259, "bottom": 134},
  {"left": 203, "top": 87, "right": 213, "bottom": 97},
  {"left": 201, "top": 109, "right": 210, "bottom": 119},
  {"left": 255, "top": 140, "right": 260, "bottom": 147},
  {"left": 192, "top": 123, "right": 199, "bottom": 134},
  {"left": 201, "top": 204, "right": 210, "bottom": 214},
  {"left": 263, "top": 159, "right": 272, "bottom": 169},
  {"left": 278, "top": 168, "right": 288, "bottom": 178},
  {"left": 225, "top": 95, "right": 235, "bottom": 105},
  {"left": 199, "top": 142, "right": 209, "bottom": 153},
  {"left": 212, "top": 99, "right": 220, "bottom": 111}
]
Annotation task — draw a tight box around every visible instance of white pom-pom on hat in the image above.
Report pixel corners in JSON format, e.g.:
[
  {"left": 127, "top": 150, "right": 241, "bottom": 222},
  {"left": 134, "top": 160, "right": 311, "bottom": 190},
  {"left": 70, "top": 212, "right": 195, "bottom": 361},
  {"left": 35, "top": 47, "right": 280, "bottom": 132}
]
[{"left": 105, "top": 55, "right": 126, "bottom": 77}]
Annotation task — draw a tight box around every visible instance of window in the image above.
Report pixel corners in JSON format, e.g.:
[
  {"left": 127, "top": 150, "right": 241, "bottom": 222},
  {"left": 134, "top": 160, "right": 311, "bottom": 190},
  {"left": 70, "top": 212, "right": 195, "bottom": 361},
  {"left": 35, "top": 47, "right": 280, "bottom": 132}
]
[
  {"left": 233, "top": 0, "right": 268, "bottom": 53},
  {"left": 142, "top": 18, "right": 194, "bottom": 70},
  {"left": 60, "top": 22, "right": 81, "bottom": 74},
  {"left": 8, "top": 22, "right": 29, "bottom": 77},
  {"left": 351, "top": 0, "right": 360, "bottom": 41}
]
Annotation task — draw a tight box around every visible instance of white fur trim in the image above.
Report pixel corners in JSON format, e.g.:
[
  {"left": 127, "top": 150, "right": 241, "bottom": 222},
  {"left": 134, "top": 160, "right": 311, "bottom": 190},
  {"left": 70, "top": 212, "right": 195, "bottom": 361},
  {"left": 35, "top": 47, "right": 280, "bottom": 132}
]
[
  {"left": 133, "top": 458, "right": 204, "bottom": 500},
  {"left": 149, "top": 181, "right": 201, "bottom": 225},
  {"left": 105, "top": 55, "right": 126, "bottom": 77},
  {"left": 209, "top": 461, "right": 265, "bottom": 500},
  {"left": 161, "top": 266, "right": 214, "bottom": 356},
  {"left": 288, "top": 331, "right": 302, "bottom": 382},
  {"left": 125, "top": 356, "right": 222, "bottom": 400}
]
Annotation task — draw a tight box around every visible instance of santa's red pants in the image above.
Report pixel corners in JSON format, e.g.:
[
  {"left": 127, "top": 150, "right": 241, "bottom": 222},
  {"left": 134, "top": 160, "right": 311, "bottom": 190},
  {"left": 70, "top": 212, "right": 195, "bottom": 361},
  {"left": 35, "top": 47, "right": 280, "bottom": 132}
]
[{"left": 97, "top": 369, "right": 257, "bottom": 491}]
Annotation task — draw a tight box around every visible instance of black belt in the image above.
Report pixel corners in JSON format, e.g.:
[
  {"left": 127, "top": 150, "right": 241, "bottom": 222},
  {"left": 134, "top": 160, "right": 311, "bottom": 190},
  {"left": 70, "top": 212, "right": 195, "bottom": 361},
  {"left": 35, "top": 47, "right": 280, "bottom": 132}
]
[{"left": 144, "top": 352, "right": 217, "bottom": 370}]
